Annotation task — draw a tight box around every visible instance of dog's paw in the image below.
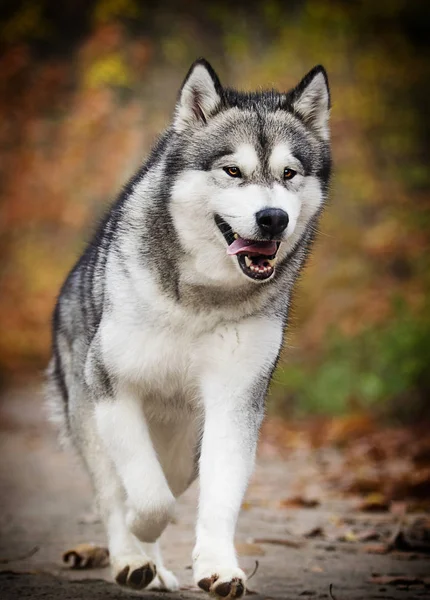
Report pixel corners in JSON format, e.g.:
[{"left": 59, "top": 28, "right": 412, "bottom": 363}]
[
  {"left": 196, "top": 567, "right": 246, "bottom": 598},
  {"left": 112, "top": 555, "right": 156, "bottom": 590},
  {"left": 147, "top": 566, "right": 180, "bottom": 592},
  {"left": 62, "top": 543, "right": 109, "bottom": 569}
]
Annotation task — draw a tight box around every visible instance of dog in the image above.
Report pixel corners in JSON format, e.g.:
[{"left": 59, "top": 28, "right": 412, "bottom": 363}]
[{"left": 47, "top": 58, "right": 331, "bottom": 598}]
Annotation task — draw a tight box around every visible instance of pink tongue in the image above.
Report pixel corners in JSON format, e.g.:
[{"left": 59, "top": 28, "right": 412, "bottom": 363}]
[{"left": 227, "top": 238, "right": 277, "bottom": 256}]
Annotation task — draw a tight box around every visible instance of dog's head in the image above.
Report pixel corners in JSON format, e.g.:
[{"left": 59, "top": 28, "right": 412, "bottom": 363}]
[{"left": 168, "top": 59, "right": 331, "bottom": 286}]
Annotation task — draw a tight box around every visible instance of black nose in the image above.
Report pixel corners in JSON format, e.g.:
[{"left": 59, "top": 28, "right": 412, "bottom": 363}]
[{"left": 256, "top": 208, "right": 289, "bottom": 237}]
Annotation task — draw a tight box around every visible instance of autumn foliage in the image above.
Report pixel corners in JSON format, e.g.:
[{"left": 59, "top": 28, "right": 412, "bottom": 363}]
[{"left": 0, "top": 1, "right": 429, "bottom": 417}]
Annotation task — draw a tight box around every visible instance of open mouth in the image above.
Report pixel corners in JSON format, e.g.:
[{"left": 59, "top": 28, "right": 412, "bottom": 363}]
[{"left": 215, "top": 215, "right": 280, "bottom": 281}]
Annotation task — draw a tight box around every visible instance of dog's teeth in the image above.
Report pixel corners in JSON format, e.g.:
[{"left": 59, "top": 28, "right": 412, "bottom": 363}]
[
  {"left": 244, "top": 256, "right": 252, "bottom": 267},
  {"left": 233, "top": 233, "right": 239, "bottom": 239},
  {"left": 267, "top": 257, "right": 277, "bottom": 268}
]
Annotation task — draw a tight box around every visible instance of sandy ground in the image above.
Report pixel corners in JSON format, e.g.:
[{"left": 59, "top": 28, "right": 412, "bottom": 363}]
[{"left": 0, "top": 385, "right": 429, "bottom": 600}]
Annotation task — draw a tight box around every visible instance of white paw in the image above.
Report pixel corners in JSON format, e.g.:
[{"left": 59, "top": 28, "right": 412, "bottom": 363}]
[
  {"left": 195, "top": 566, "right": 246, "bottom": 598},
  {"left": 112, "top": 554, "right": 156, "bottom": 590},
  {"left": 147, "top": 566, "right": 180, "bottom": 592},
  {"left": 126, "top": 494, "right": 175, "bottom": 543}
]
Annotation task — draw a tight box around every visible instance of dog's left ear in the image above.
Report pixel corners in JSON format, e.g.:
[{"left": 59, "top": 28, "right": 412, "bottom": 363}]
[
  {"left": 173, "top": 59, "right": 224, "bottom": 132},
  {"left": 290, "top": 65, "right": 330, "bottom": 140}
]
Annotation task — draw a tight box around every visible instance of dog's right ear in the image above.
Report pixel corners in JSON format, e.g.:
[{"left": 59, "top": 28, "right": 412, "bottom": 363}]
[{"left": 173, "top": 59, "right": 224, "bottom": 132}]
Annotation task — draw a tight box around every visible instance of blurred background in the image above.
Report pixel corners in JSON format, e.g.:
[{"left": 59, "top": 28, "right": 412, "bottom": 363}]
[{"left": 0, "top": 0, "right": 429, "bottom": 422}]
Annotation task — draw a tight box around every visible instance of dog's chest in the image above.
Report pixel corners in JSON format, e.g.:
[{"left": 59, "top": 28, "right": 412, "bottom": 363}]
[{"left": 101, "top": 310, "right": 222, "bottom": 400}]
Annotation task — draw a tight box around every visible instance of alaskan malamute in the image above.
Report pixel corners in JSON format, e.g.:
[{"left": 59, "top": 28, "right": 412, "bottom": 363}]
[{"left": 47, "top": 58, "right": 331, "bottom": 598}]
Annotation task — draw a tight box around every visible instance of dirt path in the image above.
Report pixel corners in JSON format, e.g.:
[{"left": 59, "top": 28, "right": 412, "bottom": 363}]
[{"left": 0, "top": 386, "right": 429, "bottom": 599}]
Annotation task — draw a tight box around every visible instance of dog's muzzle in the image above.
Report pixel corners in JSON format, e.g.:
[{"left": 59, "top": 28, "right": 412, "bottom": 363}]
[{"left": 215, "top": 215, "right": 281, "bottom": 281}]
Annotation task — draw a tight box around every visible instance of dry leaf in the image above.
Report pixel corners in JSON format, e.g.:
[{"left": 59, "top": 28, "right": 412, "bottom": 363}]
[
  {"left": 357, "top": 492, "right": 389, "bottom": 512},
  {"left": 236, "top": 542, "right": 265, "bottom": 557},
  {"left": 363, "top": 543, "right": 390, "bottom": 554},
  {"left": 62, "top": 543, "right": 109, "bottom": 569},
  {"left": 303, "top": 527, "right": 324, "bottom": 539},
  {"left": 342, "top": 530, "right": 358, "bottom": 542},
  {"left": 355, "top": 529, "right": 380, "bottom": 542},
  {"left": 325, "top": 414, "right": 375, "bottom": 446},
  {"left": 388, "top": 517, "right": 430, "bottom": 553},
  {"left": 370, "top": 575, "right": 430, "bottom": 587},
  {"left": 279, "top": 496, "right": 320, "bottom": 509},
  {"left": 252, "top": 537, "right": 303, "bottom": 549},
  {"left": 311, "top": 566, "right": 324, "bottom": 573}
]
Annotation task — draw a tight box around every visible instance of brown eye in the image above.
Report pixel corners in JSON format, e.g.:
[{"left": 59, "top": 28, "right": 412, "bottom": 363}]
[
  {"left": 284, "top": 168, "right": 297, "bottom": 180},
  {"left": 223, "top": 166, "right": 242, "bottom": 178}
]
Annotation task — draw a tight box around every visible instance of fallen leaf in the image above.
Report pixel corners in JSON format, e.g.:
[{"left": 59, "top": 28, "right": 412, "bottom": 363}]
[
  {"left": 252, "top": 537, "right": 303, "bottom": 549},
  {"left": 388, "top": 517, "right": 430, "bottom": 553},
  {"left": 303, "top": 527, "right": 324, "bottom": 539},
  {"left": 62, "top": 543, "right": 109, "bottom": 569},
  {"left": 357, "top": 492, "right": 390, "bottom": 512},
  {"left": 389, "top": 468, "right": 430, "bottom": 500},
  {"left": 406, "top": 500, "right": 430, "bottom": 513},
  {"left": 311, "top": 566, "right": 324, "bottom": 573},
  {"left": 343, "top": 471, "right": 382, "bottom": 495},
  {"left": 236, "top": 542, "right": 265, "bottom": 557},
  {"left": 370, "top": 575, "right": 430, "bottom": 587},
  {"left": 279, "top": 496, "right": 320, "bottom": 509},
  {"left": 363, "top": 543, "right": 390, "bottom": 554},
  {"left": 342, "top": 530, "right": 358, "bottom": 542},
  {"left": 356, "top": 529, "right": 381, "bottom": 542},
  {"left": 325, "top": 414, "right": 375, "bottom": 446}
]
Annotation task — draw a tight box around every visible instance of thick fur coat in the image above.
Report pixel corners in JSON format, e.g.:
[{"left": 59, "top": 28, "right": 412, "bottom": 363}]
[{"left": 47, "top": 59, "right": 331, "bottom": 598}]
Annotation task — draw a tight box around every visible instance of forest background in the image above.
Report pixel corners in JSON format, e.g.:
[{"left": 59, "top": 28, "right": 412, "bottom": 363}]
[{"left": 1, "top": 0, "right": 429, "bottom": 421}]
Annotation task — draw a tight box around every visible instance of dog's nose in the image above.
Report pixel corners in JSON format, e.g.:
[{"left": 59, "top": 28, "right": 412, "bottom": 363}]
[{"left": 256, "top": 208, "right": 289, "bottom": 237}]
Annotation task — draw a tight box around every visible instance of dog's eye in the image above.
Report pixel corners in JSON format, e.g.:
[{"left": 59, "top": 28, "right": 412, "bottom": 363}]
[
  {"left": 223, "top": 166, "right": 242, "bottom": 178},
  {"left": 284, "top": 168, "right": 297, "bottom": 180}
]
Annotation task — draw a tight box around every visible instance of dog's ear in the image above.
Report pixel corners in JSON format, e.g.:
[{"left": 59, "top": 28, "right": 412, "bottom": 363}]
[
  {"left": 173, "top": 59, "right": 224, "bottom": 132},
  {"left": 289, "top": 65, "right": 330, "bottom": 140}
]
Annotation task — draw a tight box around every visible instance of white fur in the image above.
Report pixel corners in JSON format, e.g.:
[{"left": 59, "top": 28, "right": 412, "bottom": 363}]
[
  {"left": 269, "top": 142, "right": 304, "bottom": 175},
  {"left": 95, "top": 395, "right": 176, "bottom": 543},
  {"left": 227, "top": 143, "right": 260, "bottom": 176},
  {"left": 93, "top": 258, "right": 283, "bottom": 592},
  {"left": 193, "top": 317, "right": 282, "bottom": 586}
]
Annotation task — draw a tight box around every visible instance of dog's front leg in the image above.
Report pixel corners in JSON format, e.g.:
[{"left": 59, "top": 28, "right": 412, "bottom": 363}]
[
  {"left": 94, "top": 385, "right": 175, "bottom": 543},
  {"left": 194, "top": 394, "right": 258, "bottom": 598},
  {"left": 193, "top": 319, "right": 283, "bottom": 598}
]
